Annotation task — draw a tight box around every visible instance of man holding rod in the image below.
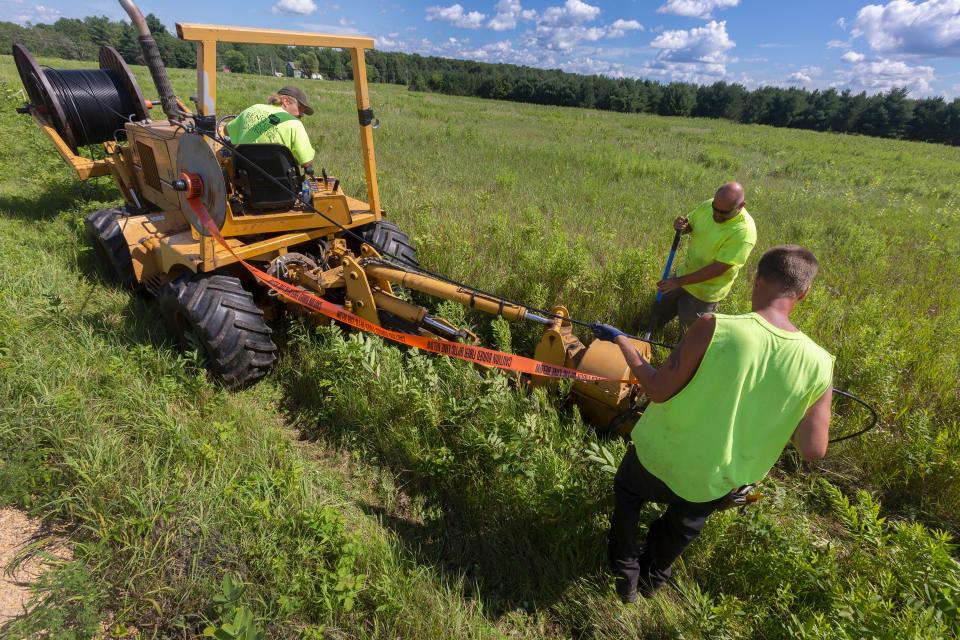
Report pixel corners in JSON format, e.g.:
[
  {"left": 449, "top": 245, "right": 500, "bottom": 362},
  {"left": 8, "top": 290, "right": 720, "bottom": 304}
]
[{"left": 653, "top": 182, "right": 757, "bottom": 333}]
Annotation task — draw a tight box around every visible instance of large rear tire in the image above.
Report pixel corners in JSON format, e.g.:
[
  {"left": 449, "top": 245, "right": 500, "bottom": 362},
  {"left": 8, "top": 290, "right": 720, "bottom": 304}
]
[
  {"left": 159, "top": 274, "right": 277, "bottom": 389},
  {"left": 352, "top": 219, "right": 419, "bottom": 269},
  {"left": 84, "top": 208, "right": 136, "bottom": 287}
]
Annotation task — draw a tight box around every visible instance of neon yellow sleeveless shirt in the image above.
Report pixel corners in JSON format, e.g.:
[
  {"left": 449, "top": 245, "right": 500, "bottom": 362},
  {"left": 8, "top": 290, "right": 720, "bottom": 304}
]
[{"left": 632, "top": 312, "right": 834, "bottom": 503}]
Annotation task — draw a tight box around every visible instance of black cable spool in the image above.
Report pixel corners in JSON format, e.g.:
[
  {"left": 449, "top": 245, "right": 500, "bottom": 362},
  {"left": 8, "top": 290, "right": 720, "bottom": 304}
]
[{"left": 12, "top": 44, "right": 148, "bottom": 153}]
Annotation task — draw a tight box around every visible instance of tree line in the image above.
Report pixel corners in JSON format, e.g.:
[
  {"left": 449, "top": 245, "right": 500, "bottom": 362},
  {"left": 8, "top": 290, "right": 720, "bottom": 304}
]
[{"left": 4, "top": 15, "right": 960, "bottom": 146}]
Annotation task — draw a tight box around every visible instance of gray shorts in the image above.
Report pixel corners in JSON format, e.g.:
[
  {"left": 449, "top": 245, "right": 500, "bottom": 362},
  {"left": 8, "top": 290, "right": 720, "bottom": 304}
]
[{"left": 654, "top": 287, "right": 718, "bottom": 333}]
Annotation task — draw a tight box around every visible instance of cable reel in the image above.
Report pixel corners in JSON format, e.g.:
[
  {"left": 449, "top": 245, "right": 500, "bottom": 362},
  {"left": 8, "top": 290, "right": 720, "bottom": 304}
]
[{"left": 13, "top": 44, "right": 149, "bottom": 152}]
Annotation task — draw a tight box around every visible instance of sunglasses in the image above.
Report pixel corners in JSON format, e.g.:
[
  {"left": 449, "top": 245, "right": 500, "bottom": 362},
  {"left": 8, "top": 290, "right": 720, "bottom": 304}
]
[{"left": 712, "top": 200, "right": 744, "bottom": 216}]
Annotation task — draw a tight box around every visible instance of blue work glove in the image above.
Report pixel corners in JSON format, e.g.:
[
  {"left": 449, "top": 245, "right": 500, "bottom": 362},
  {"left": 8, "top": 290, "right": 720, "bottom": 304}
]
[{"left": 591, "top": 322, "right": 625, "bottom": 342}]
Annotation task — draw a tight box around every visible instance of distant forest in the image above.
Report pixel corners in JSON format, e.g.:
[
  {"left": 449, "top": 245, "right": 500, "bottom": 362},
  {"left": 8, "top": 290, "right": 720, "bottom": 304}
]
[{"left": 4, "top": 15, "right": 960, "bottom": 146}]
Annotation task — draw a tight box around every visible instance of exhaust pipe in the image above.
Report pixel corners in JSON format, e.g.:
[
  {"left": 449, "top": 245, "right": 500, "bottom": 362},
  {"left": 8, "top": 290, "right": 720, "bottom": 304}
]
[{"left": 119, "top": 0, "right": 182, "bottom": 122}]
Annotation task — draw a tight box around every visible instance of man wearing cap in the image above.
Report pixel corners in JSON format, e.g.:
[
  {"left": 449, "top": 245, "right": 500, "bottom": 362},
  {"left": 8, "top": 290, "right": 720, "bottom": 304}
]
[{"left": 226, "top": 86, "right": 316, "bottom": 169}]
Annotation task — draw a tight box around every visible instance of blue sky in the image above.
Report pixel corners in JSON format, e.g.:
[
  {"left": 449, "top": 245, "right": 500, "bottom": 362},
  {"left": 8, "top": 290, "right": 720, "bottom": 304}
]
[{"left": 5, "top": 0, "right": 960, "bottom": 97}]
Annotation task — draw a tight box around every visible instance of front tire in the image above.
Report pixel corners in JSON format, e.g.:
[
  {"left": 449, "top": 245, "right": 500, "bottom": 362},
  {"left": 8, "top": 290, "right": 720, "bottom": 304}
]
[
  {"left": 84, "top": 208, "right": 136, "bottom": 287},
  {"left": 159, "top": 274, "right": 277, "bottom": 389}
]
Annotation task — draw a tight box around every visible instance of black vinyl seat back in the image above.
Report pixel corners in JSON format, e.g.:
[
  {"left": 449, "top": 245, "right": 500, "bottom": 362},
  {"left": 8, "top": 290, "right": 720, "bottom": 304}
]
[{"left": 232, "top": 144, "right": 303, "bottom": 211}]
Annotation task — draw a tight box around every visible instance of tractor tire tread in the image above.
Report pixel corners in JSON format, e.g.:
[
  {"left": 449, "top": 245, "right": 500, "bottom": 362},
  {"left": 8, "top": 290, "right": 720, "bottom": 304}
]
[
  {"left": 84, "top": 208, "right": 136, "bottom": 288},
  {"left": 355, "top": 219, "right": 420, "bottom": 269},
  {"left": 159, "top": 274, "right": 276, "bottom": 389}
]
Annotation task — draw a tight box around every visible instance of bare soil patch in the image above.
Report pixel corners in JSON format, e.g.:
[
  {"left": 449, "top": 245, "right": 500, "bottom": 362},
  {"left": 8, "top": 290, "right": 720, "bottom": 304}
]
[{"left": 0, "top": 508, "right": 70, "bottom": 624}]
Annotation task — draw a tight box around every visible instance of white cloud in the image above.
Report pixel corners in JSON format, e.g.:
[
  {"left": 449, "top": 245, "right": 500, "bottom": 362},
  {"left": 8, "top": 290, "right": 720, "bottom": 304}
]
[
  {"left": 828, "top": 38, "right": 851, "bottom": 48},
  {"left": 524, "top": 0, "right": 642, "bottom": 52},
  {"left": 273, "top": 0, "right": 317, "bottom": 15},
  {"left": 541, "top": 0, "right": 601, "bottom": 26},
  {"left": 837, "top": 16, "right": 847, "bottom": 30},
  {"left": 375, "top": 34, "right": 404, "bottom": 49},
  {"left": 642, "top": 20, "right": 735, "bottom": 83},
  {"left": 852, "top": 0, "right": 960, "bottom": 57},
  {"left": 841, "top": 50, "right": 866, "bottom": 62},
  {"left": 459, "top": 39, "right": 544, "bottom": 64},
  {"left": 527, "top": 24, "right": 608, "bottom": 51},
  {"left": 382, "top": 0, "right": 645, "bottom": 77},
  {"left": 608, "top": 19, "right": 643, "bottom": 37},
  {"left": 487, "top": 0, "right": 537, "bottom": 31},
  {"left": 657, "top": 0, "right": 740, "bottom": 19},
  {"left": 7, "top": 1, "right": 61, "bottom": 24},
  {"left": 836, "top": 57, "right": 936, "bottom": 94},
  {"left": 426, "top": 4, "right": 487, "bottom": 29},
  {"left": 786, "top": 67, "right": 822, "bottom": 85}
]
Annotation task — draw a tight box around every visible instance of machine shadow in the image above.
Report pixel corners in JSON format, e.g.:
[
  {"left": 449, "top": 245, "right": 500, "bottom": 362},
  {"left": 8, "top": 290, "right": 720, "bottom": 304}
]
[
  {"left": 285, "top": 399, "right": 618, "bottom": 618},
  {"left": 0, "top": 178, "right": 119, "bottom": 222},
  {"left": 4, "top": 181, "right": 172, "bottom": 352},
  {"left": 356, "top": 498, "right": 612, "bottom": 617}
]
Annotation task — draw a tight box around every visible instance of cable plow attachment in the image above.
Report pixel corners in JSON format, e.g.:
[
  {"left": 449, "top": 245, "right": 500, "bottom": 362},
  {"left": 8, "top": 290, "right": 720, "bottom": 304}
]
[
  {"left": 187, "top": 129, "right": 878, "bottom": 439},
  {"left": 177, "top": 185, "right": 635, "bottom": 385}
]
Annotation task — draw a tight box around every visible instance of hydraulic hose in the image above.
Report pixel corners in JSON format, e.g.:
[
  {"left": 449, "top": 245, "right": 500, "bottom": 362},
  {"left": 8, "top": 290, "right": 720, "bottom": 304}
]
[{"left": 119, "top": 0, "right": 181, "bottom": 122}]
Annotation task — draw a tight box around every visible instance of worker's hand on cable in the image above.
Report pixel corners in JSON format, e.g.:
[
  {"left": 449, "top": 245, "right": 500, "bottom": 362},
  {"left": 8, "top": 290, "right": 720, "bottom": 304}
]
[
  {"left": 673, "top": 216, "right": 689, "bottom": 232},
  {"left": 657, "top": 278, "right": 681, "bottom": 293},
  {"left": 591, "top": 322, "right": 626, "bottom": 342}
]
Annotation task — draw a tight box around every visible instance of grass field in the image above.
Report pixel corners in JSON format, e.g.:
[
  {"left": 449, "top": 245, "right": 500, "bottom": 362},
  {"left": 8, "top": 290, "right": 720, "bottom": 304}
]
[{"left": 1, "top": 55, "right": 959, "bottom": 638}]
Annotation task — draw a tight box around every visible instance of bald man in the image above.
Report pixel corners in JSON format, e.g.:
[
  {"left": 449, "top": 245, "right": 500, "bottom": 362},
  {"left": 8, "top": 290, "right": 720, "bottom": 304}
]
[{"left": 653, "top": 182, "right": 757, "bottom": 333}]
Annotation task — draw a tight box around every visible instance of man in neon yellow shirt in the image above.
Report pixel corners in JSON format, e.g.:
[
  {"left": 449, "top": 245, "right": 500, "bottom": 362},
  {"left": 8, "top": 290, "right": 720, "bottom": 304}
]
[
  {"left": 226, "top": 86, "right": 316, "bottom": 169},
  {"left": 654, "top": 182, "right": 756, "bottom": 333},
  {"left": 593, "top": 245, "right": 834, "bottom": 602}
]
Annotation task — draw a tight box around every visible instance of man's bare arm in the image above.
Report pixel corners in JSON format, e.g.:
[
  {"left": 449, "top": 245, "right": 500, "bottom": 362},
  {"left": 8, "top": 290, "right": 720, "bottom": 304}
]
[
  {"left": 613, "top": 314, "right": 715, "bottom": 403},
  {"left": 791, "top": 386, "right": 833, "bottom": 461},
  {"left": 657, "top": 261, "right": 732, "bottom": 293}
]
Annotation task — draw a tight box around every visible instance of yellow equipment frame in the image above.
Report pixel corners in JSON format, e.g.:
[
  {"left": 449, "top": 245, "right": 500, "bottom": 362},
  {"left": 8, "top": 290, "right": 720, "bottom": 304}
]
[{"left": 175, "top": 23, "right": 382, "bottom": 218}]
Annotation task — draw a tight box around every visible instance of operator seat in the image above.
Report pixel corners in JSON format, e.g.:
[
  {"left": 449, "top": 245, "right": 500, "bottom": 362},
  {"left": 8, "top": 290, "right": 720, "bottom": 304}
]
[{"left": 232, "top": 144, "right": 303, "bottom": 211}]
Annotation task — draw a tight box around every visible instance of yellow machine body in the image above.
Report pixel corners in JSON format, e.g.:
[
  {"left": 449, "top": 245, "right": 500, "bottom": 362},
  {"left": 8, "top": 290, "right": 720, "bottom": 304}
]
[
  {"left": 29, "top": 23, "right": 384, "bottom": 294},
  {"left": 16, "top": 12, "right": 656, "bottom": 433}
]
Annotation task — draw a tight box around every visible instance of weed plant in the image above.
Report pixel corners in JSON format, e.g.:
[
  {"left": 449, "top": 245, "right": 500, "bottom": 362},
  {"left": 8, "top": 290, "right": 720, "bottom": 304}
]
[{"left": 0, "top": 56, "right": 958, "bottom": 637}]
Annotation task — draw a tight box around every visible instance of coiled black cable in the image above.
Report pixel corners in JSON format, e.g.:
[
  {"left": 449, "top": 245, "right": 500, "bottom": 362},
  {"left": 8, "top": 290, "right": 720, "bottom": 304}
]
[{"left": 43, "top": 68, "right": 138, "bottom": 147}]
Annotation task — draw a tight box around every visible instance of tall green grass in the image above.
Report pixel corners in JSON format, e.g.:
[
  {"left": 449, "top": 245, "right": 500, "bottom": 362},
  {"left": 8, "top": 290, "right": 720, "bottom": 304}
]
[{"left": 1, "top": 55, "right": 958, "bottom": 637}]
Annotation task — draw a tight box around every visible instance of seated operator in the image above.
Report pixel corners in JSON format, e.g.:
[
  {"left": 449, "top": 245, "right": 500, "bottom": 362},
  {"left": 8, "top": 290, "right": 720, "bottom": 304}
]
[{"left": 226, "top": 86, "right": 316, "bottom": 171}]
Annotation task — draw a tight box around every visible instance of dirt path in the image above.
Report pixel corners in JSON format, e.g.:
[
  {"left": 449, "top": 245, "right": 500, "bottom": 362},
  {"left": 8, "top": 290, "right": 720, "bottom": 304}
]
[{"left": 0, "top": 508, "right": 68, "bottom": 624}]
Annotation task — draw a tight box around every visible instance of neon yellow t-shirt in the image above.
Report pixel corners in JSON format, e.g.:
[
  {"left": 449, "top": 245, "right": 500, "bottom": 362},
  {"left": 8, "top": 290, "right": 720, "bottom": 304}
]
[
  {"left": 678, "top": 200, "right": 756, "bottom": 302},
  {"left": 226, "top": 104, "right": 316, "bottom": 166},
  {"left": 632, "top": 313, "right": 834, "bottom": 503}
]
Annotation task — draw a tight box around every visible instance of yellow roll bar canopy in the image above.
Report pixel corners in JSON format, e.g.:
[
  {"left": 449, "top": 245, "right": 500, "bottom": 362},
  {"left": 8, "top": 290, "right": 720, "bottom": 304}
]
[{"left": 175, "top": 23, "right": 382, "bottom": 216}]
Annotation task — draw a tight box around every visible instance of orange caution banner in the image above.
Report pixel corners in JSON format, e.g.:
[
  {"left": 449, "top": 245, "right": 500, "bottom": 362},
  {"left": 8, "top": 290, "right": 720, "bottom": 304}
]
[{"left": 187, "top": 197, "right": 633, "bottom": 384}]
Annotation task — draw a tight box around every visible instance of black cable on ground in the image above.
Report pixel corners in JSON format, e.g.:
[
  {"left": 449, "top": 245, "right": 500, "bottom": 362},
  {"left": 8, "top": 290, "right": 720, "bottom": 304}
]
[{"left": 828, "top": 388, "right": 879, "bottom": 443}]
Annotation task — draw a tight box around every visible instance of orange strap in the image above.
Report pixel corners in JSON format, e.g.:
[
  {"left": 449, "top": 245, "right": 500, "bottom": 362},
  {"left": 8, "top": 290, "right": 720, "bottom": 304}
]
[{"left": 186, "top": 196, "right": 634, "bottom": 384}]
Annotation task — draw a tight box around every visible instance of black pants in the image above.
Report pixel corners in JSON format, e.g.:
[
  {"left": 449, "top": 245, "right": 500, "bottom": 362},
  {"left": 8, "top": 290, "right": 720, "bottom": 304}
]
[
  {"left": 653, "top": 287, "right": 718, "bottom": 334},
  {"left": 608, "top": 446, "right": 727, "bottom": 591}
]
